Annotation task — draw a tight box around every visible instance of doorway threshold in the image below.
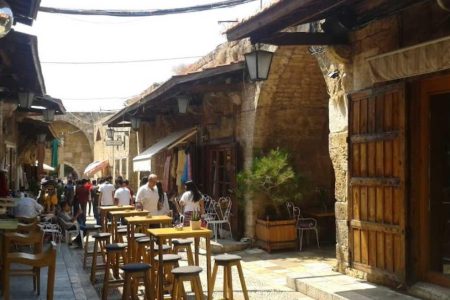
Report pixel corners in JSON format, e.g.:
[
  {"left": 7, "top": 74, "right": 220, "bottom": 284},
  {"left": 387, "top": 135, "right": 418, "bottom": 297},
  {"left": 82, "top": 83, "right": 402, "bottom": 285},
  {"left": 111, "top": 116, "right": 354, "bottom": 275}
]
[{"left": 408, "top": 282, "right": 450, "bottom": 300}]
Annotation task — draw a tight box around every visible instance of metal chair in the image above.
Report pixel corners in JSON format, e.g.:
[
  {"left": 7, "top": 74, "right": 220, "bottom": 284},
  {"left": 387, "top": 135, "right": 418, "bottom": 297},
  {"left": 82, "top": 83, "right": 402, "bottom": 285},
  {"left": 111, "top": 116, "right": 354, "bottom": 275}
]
[
  {"left": 293, "top": 206, "right": 320, "bottom": 251},
  {"left": 206, "top": 197, "right": 233, "bottom": 242}
]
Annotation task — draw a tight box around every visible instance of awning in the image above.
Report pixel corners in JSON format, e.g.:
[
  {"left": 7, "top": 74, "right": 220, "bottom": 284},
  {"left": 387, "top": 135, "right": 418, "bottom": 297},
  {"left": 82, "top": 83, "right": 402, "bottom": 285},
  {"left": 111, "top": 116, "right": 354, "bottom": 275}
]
[
  {"left": 84, "top": 160, "right": 109, "bottom": 176},
  {"left": 133, "top": 128, "right": 197, "bottom": 172},
  {"left": 43, "top": 164, "right": 55, "bottom": 171}
]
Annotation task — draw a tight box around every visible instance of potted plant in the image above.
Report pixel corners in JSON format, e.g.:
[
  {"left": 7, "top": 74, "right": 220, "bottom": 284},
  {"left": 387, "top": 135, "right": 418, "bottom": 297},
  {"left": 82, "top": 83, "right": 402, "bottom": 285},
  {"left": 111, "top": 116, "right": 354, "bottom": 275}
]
[
  {"left": 190, "top": 210, "right": 201, "bottom": 230},
  {"left": 237, "top": 148, "right": 304, "bottom": 252}
]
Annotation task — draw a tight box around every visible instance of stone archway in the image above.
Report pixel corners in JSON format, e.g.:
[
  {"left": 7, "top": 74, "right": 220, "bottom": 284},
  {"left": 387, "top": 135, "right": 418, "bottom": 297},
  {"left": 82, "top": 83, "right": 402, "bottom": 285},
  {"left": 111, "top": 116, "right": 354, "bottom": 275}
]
[
  {"left": 246, "top": 45, "right": 335, "bottom": 237},
  {"left": 45, "top": 120, "right": 93, "bottom": 179}
]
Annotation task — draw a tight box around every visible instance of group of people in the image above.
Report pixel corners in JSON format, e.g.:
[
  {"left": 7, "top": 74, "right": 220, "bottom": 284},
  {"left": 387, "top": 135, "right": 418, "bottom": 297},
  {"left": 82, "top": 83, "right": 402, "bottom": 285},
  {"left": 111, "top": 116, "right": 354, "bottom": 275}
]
[{"left": 14, "top": 173, "right": 207, "bottom": 246}]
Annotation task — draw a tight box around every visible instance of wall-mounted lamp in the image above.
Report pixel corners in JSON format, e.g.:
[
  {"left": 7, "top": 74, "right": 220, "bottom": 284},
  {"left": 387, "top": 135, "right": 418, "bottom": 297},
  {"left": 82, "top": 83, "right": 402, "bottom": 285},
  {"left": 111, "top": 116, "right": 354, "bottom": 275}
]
[
  {"left": 177, "top": 96, "right": 190, "bottom": 114},
  {"left": 106, "top": 127, "right": 114, "bottom": 139},
  {"left": 37, "top": 133, "right": 46, "bottom": 143},
  {"left": 0, "top": 1, "right": 13, "bottom": 39},
  {"left": 244, "top": 44, "right": 274, "bottom": 81},
  {"left": 18, "top": 91, "right": 35, "bottom": 108},
  {"left": 130, "top": 117, "right": 141, "bottom": 131},
  {"left": 43, "top": 109, "right": 55, "bottom": 122}
]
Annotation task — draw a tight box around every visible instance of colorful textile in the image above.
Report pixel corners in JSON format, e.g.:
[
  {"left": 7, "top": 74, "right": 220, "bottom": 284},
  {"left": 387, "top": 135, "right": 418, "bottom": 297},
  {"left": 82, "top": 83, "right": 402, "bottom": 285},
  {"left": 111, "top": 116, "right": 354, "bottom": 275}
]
[
  {"left": 50, "top": 139, "right": 60, "bottom": 168},
  {"left": 162, "top": 155, "right": 171, "bottom": 192}
]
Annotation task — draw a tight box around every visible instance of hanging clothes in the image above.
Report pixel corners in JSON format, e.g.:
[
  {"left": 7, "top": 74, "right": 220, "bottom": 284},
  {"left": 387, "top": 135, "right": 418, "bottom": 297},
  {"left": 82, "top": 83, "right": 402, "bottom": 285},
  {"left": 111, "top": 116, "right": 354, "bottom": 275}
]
[
  {"left": 162, "top": 155, "right": 171, "bottom": 192},
  {"left": 181, "top": 152, "right": 192, "bottom": 186},
  {"left": 51, "top": 139, "right": 60, "bottom": 168},
  {"left": 176, "top": 150, "right": 186, "bottom": 193}
]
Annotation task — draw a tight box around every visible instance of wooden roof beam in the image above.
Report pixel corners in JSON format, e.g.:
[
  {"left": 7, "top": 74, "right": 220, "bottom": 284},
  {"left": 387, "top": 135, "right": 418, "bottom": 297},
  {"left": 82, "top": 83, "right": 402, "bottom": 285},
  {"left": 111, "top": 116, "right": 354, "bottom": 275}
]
[{"left": 251, "top": 32, "right": 348, "bottom": 46}]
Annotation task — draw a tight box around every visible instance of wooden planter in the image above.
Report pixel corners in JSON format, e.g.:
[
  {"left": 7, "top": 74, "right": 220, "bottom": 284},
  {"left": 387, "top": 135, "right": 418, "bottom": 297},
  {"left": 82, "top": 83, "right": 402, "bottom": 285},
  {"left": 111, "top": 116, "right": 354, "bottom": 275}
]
[{"left": 255, "top": 219, "right": 297, "bottom": 252}]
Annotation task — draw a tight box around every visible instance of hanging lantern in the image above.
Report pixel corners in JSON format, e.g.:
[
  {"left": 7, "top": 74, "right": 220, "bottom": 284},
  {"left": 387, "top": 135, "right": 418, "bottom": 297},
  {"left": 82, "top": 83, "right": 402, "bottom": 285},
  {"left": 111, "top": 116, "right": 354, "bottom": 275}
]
[
  {"left": 106, "top": 127, "right": 114, "bottom": 139},
  {"left": 177, "top": 96, "right": 190, "bottom": 114},
  {"left": 43, "top": 109, "right": 55, "bottom": 122},
  {"left": 244, "top": 46, "right": 274, "bottom": 81},
  {"left": 18, "top": 91, "right": 35, "bottom": 108},
  {"left": 0, "top": 1, "right": 13, "bottom": 39},
  {"left": 130, "top": 117, "right": 141, "bottom": 131}
]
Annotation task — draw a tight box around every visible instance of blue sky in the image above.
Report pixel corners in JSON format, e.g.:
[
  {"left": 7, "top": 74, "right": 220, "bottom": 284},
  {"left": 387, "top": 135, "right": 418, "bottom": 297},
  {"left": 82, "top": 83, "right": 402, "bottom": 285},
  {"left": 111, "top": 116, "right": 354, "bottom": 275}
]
[{"left": 16, "top": 0, "right": 267, "bottom": 111}]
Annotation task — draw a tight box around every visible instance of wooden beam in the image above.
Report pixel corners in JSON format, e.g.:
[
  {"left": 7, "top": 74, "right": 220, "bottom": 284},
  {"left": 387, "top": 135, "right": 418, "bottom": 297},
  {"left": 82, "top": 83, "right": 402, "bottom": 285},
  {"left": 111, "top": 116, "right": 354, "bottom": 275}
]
[{"left": 251, "top": 32, "right": 348, "bottom": 45}]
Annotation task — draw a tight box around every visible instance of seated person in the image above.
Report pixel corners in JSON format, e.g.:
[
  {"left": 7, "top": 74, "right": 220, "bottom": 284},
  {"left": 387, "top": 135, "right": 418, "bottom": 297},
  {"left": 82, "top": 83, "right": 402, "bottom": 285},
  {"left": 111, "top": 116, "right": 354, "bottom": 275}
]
[
  {"left": 15, "top": 194, "right": 43, "bottom": 219},
  {"left": 57, "top": 201, "right": 83, "bottom": 246}
]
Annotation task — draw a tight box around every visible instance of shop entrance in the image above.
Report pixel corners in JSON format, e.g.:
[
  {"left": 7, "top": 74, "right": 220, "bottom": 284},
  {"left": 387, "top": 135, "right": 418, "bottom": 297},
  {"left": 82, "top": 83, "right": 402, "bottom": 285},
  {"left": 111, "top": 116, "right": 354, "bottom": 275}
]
[{"left": 413, "top": 75, "right": 450, "bottom": 288}]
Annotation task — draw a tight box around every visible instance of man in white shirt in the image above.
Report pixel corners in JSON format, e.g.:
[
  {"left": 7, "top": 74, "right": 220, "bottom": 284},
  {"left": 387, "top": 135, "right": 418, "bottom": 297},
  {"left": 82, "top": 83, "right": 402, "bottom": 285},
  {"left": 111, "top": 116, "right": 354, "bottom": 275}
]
[
  {"left": 114, "top": 179, "right": 131, "bottom": 206},
  {"left": 15, "top": 195, "right": 43, "bottom": 219},
  {"left": 99, "top": 176, "right": 115, "bottom": 206},
  {"left": 135, "top": 174, "right": 159, "bottom": 215}
]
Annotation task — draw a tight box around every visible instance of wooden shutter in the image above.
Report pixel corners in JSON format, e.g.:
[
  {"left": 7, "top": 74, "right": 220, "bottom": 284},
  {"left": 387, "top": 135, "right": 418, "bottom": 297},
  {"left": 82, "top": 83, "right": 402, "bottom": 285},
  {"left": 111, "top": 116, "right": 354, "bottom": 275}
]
[{"left": 348, "top": 83, "right": 406, "bottom": 283}]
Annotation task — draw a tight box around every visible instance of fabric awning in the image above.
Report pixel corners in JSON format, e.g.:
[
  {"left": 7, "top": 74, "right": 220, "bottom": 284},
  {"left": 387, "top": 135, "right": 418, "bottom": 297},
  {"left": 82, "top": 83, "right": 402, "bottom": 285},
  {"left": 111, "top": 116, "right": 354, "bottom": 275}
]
[
  {"left": 133, "top": 128, "right": 197, "bottom": 172},
  {"left": 43, "top": 164, "right": 55, "bottom": 171},
  {"left": 84, "top": 160, "right": 109, "bottom": 176}
]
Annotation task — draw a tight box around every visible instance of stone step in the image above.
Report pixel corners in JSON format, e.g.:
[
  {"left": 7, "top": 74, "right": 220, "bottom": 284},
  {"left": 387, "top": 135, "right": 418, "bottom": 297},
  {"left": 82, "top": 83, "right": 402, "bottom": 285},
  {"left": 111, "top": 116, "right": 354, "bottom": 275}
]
[
  {"left": 287, "top": 271, "right": 420, "bottom": 300},
  {"left": 408, "top": 282, "right": 450, "bottom": 300}
]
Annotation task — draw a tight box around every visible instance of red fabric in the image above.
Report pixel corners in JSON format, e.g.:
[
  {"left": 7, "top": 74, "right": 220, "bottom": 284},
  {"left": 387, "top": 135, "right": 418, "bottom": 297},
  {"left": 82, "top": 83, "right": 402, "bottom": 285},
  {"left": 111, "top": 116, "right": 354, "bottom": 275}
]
[
  {"left": 76, "top": 185, "right": 90, "bottom": 205},
  {"left": 162, "top": 155, "right": 171, "bottom": 192},
  {"left": 0, "top": 173, "right": 8, "bottom": 197}
]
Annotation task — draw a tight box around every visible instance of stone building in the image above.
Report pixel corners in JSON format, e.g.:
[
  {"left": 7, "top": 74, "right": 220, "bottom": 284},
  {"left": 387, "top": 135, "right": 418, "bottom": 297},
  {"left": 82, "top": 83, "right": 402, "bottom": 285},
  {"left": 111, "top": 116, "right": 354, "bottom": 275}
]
[
  {"left": 226, "top": 0, "right": 450, "bottom": 295},
  {"left": 105, "top": 39, "right": 334, "bottom": 240}
]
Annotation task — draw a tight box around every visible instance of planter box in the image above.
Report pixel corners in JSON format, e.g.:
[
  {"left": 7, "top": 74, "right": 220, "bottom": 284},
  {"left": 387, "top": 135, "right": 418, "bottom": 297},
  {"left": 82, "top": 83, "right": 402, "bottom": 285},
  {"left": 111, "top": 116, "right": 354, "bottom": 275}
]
[{"left": 255, "top": 219, "right": 297, "bottom": 252}]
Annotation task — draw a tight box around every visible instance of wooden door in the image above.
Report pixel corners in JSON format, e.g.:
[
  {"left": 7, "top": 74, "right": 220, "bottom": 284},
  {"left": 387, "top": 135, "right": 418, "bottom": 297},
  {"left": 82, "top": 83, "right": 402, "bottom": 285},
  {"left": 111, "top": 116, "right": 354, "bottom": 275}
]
[{"left": 348, "top": 83, "right": 406, "bottom": 284}]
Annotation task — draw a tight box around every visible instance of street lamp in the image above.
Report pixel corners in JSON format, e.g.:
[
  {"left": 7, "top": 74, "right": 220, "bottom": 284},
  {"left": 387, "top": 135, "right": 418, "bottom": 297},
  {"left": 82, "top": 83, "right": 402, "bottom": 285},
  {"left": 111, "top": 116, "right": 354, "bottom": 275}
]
[
  {"left": 177, "top": 96, "right": 190, "bottom": 114},
  {"left": 244, "top": 45, "right": 274, "bottom": 81},
  {"left": 43, "top": 109, "right": 55, "bottom": 122},
  {"left": 18, "top": 91, "right": 34, "bottom": 108},
  {"left": 130, "top": 117, "right": 141, "bottom": 131},
  {"left": 0, "top": 1, "right": 13, "bottom": 39},
  {"left": 106, "top": 127, "right": 114, "bottom": 139}
]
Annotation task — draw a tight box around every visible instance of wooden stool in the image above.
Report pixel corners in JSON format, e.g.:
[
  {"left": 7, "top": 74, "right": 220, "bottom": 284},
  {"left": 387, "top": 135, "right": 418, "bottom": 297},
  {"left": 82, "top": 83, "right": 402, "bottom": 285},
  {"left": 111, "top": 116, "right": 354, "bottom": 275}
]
[
  {"left": 211, "top": 254, "right": 249, "bottom": 300},
  {"left": 171, "top": 266, "right": 203, "bottom": 300},
  {"left": 102, "top": 243, "right": 128, "bottom": 300},
  {"left": 90, "top": 232, "right": 111, "bottom": 283},
  {"left": 83, "top": 224, "right": 102, "bottom": 268},
  {"left": 153, "top": 254, "right": 181, "bottom": 295},
  {"left": 117, "top": 227, "right": 128, "bottom": 243},
  {"left": 120, "top": 263, "right": 153, "bottom": 300},
  {"left": 172, "top": 239, "right": 194, "bottom": 265},
  {"left": 135, "top": 237, "right": 151, "bottom": 263}
]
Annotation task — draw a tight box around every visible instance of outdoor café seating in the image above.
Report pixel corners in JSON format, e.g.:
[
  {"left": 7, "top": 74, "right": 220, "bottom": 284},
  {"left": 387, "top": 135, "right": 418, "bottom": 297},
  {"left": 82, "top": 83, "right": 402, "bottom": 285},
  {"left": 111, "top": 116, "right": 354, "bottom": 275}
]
[
  {"left": 90, "top": 232, "right": 111, "bottom": 283},
  {"left": 172, "top": 238, "right": 194, "bottom": 265},
  {"left": 171, "top": 265, "right": 204, "bottom": 300},
  {"left": 211, "top": 253, "right": 249, "bottom": 300},
  {"left": 83, "top": 224, "right": 102, "bottom": 268},
  {"left": 102, "top": 243, "right": 128, "bottom": 300},
  {"left": 120, "top": 262, "right": 153, "bottom": 300},
  {"left": 153, "top": 253, "right": 182, "bottom": 295}
]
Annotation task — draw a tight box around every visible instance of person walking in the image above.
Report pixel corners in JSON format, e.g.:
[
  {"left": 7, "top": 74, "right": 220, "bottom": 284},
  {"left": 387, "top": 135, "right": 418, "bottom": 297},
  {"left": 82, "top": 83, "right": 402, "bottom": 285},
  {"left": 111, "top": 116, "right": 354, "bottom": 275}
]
[
  {"left": 99, "top": 176, "right": 115, "bottom": 206},
  {"left": 84, "top": 179, "right": 93, "bottom": 216},
  {"left": 75, "top": 179, "right": 90, "bottom": 226},
  {"left": 154, "top": 181, "right": 170, "bottom": 216},
  {"left": 114, "top": 178, "right": 132, "bottom": 206},
  {"left": 90, "top": 179, "right": 101, "bottom": 225},
  {"left": 135, "top": 174, "right": 159, "bottom": 215}
]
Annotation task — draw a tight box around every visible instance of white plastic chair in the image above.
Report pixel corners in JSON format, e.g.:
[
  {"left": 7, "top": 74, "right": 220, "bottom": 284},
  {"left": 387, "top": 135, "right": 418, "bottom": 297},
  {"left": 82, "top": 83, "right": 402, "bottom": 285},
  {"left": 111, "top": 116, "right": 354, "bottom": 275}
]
[
  {"left": 65, "top": 222, "right": 83, "bottom": 248},
  {"left": 293, "top": 206, "right": 320, "bottom": 251},
  {"left": 38, "top": 223, "right": 63, "bottom": 246},
  {"left": 206, "top": 197, "right": 232, "bottom": 242}
]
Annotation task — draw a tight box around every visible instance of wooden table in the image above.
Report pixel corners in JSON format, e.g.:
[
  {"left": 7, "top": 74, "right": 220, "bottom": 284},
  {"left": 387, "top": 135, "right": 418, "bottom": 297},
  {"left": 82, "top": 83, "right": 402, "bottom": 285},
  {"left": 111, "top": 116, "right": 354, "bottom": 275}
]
[
  {"left": 108, "top": 210, "right": 149, "bottom": 242},
  {"left": 304, "top": 210, "right": 335, "bottom": 218},
  {"left": 125, "top": 215, "right": 172, "bottom": 262},
  {"left": 99, "top": 205, "right": 134, "bottom": 231},
  {"left": 147, "top": 227, "right": 212, "bottom": 300}
]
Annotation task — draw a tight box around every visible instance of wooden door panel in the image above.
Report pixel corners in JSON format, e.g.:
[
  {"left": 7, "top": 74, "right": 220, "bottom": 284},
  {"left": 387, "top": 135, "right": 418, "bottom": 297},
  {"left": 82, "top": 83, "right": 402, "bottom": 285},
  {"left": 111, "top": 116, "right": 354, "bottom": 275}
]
[{"left": 349, "top": 83, "right": 406, "bottom": 283}]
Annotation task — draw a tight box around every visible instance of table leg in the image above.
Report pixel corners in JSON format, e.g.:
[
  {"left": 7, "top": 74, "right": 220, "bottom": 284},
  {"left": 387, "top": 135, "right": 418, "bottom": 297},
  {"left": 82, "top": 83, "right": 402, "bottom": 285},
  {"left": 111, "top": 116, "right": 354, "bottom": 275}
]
[
  {"left": 194, "top": 237, "right": 200, "bottom": 265},
  {"left": 101, "top": 211, "right": 106, "bottom": 231},
  {"left": 157, "top": 236, "right": 164, "bottom": 300},
  {"left": 112, "top": 216, "right": 117, "bottom": 242},
  {"left": 206, "top": 237, "right": 212, "bottom": 300},
  {"left": 127, "top": 223, "right": 133, "bottom": 261}
]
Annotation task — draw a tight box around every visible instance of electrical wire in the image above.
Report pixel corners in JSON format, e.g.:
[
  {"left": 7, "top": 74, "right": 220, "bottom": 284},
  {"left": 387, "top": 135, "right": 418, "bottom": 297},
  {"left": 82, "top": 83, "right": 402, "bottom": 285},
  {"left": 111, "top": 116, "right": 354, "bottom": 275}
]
[
  {"left": 39, "top": 0, "right": 257, "bottom": 17},
  {"left": 41, "top": 55, "right": 203, "bottom": 65}
]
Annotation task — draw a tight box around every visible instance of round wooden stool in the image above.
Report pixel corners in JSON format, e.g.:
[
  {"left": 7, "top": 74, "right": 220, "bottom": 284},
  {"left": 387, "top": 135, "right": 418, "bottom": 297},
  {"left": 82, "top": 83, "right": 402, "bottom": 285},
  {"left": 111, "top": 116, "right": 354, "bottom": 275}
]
[
  {"left": 83, "top": 224, "right": 101, "bottom": 269},
  {"left": 211, "top": 254, "right": 249, "bottom": 300},
  {"left": 90, "top": 232, "right": 111, "bottom": 283},
  {"left": 153, "top": 254, "right": 181, "bottom": 295},
  {"left": 120, "top": 263, "right": 153, "bottom": 300},
  {"left": 117, "top": 227, "right": 128, "bottom": 243},
  {"left": 102, "top": 243, "right": 128, "bottom": 300},
  {"left": 171, "top": 266, "right": 203, "bottom": 300},
  {"left": 135, "top": 237, "right": 151, "bottom": 263},
  {"left": 172, "top": 239, "right": 194, "bottom": 265}
]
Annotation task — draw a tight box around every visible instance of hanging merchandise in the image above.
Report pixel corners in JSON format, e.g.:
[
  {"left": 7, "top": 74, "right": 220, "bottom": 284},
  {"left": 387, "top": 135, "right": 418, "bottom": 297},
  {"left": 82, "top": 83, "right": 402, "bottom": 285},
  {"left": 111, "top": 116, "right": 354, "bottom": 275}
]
[
  {"left": 51, "top": 139, "right": 60, "bottom": 168},
  {"left": 162, "top": 155, "right": 171, "bottom": 192},
  {"left": 176, "top": 150, "right": 186, "bottom": 193}
]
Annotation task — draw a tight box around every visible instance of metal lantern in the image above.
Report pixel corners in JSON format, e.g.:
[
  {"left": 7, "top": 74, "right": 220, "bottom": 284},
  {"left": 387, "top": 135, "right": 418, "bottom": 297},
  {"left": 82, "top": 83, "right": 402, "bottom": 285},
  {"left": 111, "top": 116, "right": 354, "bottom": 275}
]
[
  {"left": 177, "top": 96, "right": 190, "bottom": 114},
  {"left": 18, "top": 92, "right": 35, "bottom": 108},
  {"left": 106, "top": 128, "right": 114, "bottom": 139},
  {"left": 43, "top": 109, "right": 55, "bottom": 122},
  {"left": 37, "top": 133, "right": 46, "bottom": 143},
  {"left": 244, "top": 48, "right": 274, "bottom": 81},
  {"left": 0, "top": 1, "right": 13, "bottom": 39},
  {"left": 130, "top": 117, "right": 141, "bottom": 131}
]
